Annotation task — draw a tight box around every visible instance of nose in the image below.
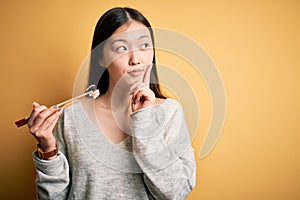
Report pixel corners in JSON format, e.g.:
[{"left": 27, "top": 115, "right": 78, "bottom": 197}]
[{"left": 128, "top": 50, "right": 140, "bottom": 66}]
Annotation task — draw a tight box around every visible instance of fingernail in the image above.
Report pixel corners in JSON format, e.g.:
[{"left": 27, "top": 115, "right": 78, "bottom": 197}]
[
  {"left": 59, "top": 108, "right": 64, "bottom": 113},
  {"left": 132, "top": 98, "right": 136, "bottom": 104},
  {"left": 53, "top": 105, "right": 58, "bottom": 109}
]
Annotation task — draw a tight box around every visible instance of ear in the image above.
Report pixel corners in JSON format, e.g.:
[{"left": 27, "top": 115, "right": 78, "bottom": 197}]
[{"left": 98, "top": 57, "right": 106, "bottom": 67}]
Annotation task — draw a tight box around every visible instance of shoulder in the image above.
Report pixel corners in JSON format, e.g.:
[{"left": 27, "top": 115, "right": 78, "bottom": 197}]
[
  {"left": 155, "top": 98, "right": 183, "bottom": 117},
  {"left": 156, "top": 98, "right": 181, "bottom": 109},
  {"left": 154, "top": 97, "right": 165, "bottom": 105}
]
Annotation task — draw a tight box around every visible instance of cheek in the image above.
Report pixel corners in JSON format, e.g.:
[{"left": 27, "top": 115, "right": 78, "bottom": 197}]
[
  {"left": 108, "top": 57, "right": 128, "bottom": 76},
  {"left": 145, "top": 50, "right": 154, "bottom": 64},
  {"left": 104, "top": 51, "right": 121, "bottom": 66}
]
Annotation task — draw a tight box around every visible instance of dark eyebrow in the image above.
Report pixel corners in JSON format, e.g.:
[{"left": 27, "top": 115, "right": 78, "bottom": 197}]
[
  {"left": 110, "top": 39, "right": 126, "bottom": 45},
  {"left": 138, "top": 35, "right": 151, "bottom": 40},
  {"left": 110, "top": 35, "right": 151, "bottom": 45}
]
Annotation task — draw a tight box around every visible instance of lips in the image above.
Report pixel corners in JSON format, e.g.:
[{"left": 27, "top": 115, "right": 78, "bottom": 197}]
[{"left": 127, "top": 66, "right": 145, "bottom": 76}]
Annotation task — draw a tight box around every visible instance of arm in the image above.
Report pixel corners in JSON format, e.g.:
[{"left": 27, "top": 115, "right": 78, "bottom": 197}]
[
  {"left": 130, "top": 101, "right": 196, "bottom": 200},
  {"left": 33, "top": 151, "right": 70, "bottom": 200},
  {"left": 29, "top": 103, "right": 70, "bottom": 200}
]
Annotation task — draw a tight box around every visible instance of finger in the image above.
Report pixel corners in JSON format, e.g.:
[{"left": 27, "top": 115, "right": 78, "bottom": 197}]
[
  {"left": 28, "top": 102, "right": 48, "bottom": 126},
  {"left": 40, "top": 110, "right": 62, "bottom": 132},
  {"left": 132, "top": 82, "right": 149, "bottom": 94},
  {"left": 129, "top": 81, "right": 144, "bottom": 95},
  {"left": 45, "top": 114, "right": 60, "bottom": 133},
  {"left": 131, "top": 83, "right": 148, "bottom": 103},
  {"left": 30, "top": 109, "right": 60, "bottom": 135},
  {"left": 30, "top": 106, "right": 59, "bottom": 131},
  {"left": 142, "top": 63, "right": 153, "bottom": 84},
  {"left": 134, "top": 90, "right": 144, "bottom": 103},
  {"left": 133, "top": 87, "right": 154, "bottom": 104},
  {"left": 31, "top": 110, "right": 62, "bottom": 142},
  {"left": 132, "top": 85, "right": 145, "bottom": 100}
]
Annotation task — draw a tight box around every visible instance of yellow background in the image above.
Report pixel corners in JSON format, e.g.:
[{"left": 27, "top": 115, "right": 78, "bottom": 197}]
[{"left": 1, "top": 0, "right": 299, "bottom": 199}]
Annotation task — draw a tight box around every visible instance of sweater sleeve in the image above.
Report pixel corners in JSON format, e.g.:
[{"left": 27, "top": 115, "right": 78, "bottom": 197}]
[
  {"left": 130, "top": 100, "right": 196, "bottom": 200},
  {"left": 33, "top": 112, "right": 70, "bottom": 200}
]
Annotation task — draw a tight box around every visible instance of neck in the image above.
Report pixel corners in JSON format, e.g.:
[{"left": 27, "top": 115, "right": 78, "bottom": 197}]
[
  {"left": 106, "top": 76, "right": 117, "bottom": 99},
  {"left": 97, "top": 76, "right": 117, "bottom": 108}
]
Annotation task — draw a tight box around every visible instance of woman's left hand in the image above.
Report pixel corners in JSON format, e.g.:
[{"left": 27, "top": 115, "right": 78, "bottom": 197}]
[
  {"left": 110, "top": 64, "right": 155, "bottom": 134},
  {"left": 131, "top": 84, "right": 155, "bottom": 112},
  {"left": 131, "top": 64, "right": 155, "bottom": 112}
]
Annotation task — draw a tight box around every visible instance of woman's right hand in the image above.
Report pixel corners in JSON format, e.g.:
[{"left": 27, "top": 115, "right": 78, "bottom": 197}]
[{"left": 28, "top": 102, "right": 62, "bottom": 152}]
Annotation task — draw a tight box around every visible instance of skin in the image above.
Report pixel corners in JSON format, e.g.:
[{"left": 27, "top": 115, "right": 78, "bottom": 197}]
[
  {"left": 28, "top": 20, "right": 164, "bottom": 156},
  {"left": 98, "top": 21, "right": 155, "bottom": 112}
]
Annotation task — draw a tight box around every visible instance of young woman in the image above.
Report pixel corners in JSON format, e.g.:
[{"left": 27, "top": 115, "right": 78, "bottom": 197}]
[{"left": 28, "top": 7, "right": 196, "bottom": 199}]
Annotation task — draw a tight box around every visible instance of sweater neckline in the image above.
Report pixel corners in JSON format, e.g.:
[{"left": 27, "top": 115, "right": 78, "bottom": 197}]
[{"left": 71, "top": 102, "right": 142, "bottom": 173}]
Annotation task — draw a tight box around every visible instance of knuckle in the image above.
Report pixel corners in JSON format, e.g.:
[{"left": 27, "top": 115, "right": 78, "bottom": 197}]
[
  {"left": 36, "top": 115, "right": 45, "bottom": 122},
  {"left": 41, "top": 110, "right": 50, "bottom": 117},
  {"left": 40, "top": 105, "right": 47, "bottom": 110},
  {"left": 29, "top": 126, "right": 38, "bottom": 134},
  {"left": 36, "top": 112, "right": 44, "bottom": 118},
  {"left": 34, "top": 132, "right": 45, "bottom": 139},
  {"left": 48, "top": 114, "right": 59, "bottom": 124},
  {"left": 50, "top": 112, "right": 59, "bottom": 121},
  {"left": 38, "top": 111, "right": 49, "bottom": 120},
  {"left": 43, "top": 119, "right": 52, "bottom": 127}
]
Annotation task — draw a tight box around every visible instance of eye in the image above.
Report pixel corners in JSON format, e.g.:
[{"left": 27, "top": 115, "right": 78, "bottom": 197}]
[
  {"left": 140, "top": 43, "right": 151, "bottom": 50},
  {"left": 116, "top": 46, "right": 128, "bottom": 53}
]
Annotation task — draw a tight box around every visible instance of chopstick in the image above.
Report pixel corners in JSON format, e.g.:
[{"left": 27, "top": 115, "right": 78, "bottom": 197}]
[
  {"left": 54, "top": 90, "right": 93, "bottom": 109},
  {"left": 15, "top": 89, "right": 99, "bottom": 128}
]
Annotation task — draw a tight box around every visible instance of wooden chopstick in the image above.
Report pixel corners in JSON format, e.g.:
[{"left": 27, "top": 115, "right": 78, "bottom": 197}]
[{"left": 15, "top": 89, "right": 99, "bottom": 128}]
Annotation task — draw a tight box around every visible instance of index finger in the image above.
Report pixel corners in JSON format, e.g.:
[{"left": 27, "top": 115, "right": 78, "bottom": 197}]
[
  {"left": 27, "top": 102, "right": 48, "bottom": 126},
  {"left": 142, "top": 63, "right": 153, "bottom": 85}
]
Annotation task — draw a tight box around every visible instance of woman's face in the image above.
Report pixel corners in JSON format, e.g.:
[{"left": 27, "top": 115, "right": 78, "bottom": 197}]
[{"left": 101, "top": 20, "right": 154, "bottom": 83}]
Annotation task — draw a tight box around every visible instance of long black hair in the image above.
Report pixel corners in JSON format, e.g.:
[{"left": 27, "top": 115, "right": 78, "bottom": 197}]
[{"left": 88, "top": 7, "right": 165, "bottom": 98}]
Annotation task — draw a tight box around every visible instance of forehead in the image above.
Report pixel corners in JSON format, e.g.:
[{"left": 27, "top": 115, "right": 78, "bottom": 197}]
[{"left": 109, "top": 20, "right": 151, "bottom": 42}]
